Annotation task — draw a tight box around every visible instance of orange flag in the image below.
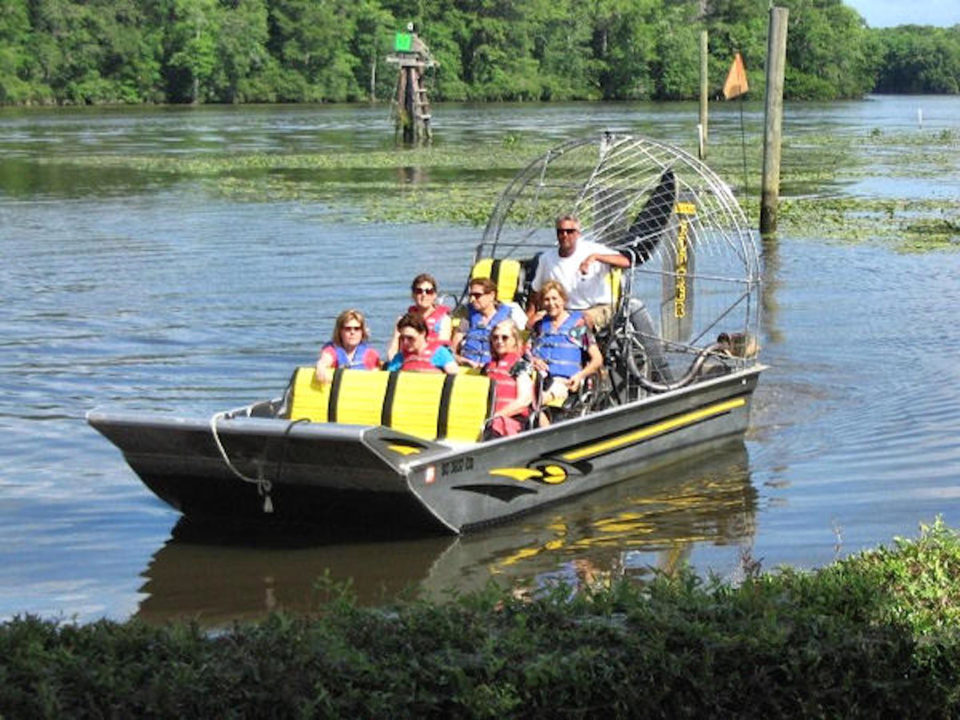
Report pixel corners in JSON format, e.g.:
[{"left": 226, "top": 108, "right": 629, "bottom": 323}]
[{"left": 722, "top": 52, "right": 749, "bottom": 100}]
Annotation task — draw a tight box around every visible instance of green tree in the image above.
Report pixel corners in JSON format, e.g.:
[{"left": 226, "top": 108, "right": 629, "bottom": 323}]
[
  {"left": 782, "top": 0, "right": 877, "bottom": 99},
  {"left": 875, "top": 26, "right": 960, "bottom": 94},
  {"left": 156, "top": 0, "right": 221, "bottom": 102},
  {"left": 654, "top": 2, "right": 701, "bottom": 99},
  {"left": 415, "top": 0, "right": 471, "bottom": 101},
  {"left": 93, "top": 0, "right": 164, "bottom": 103},
  {"left": 211, "top": 0, "right": 270, "bottom": 102},
  {"left": 592, "top": 0, "right": 661, "bottom": 99},
  {"left": 268, "top": 0, "right": 360, "bottom": 101},
  {"left": 0, "top": 0, "right": 38, "bottom": 103},
  {"left": 527, "top": 0, "right": 598, "bottom": 100},
  {"left": 352, "top": 0, "right": 395, "bottom": 101}
]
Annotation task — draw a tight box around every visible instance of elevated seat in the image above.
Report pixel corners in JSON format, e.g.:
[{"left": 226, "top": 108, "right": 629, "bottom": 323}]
[
  {"left": 287, "top": 368, "right": 494, "bottom": 443},
  {"left": 470, "top": 257, "right": 525, "bottom": 304}
]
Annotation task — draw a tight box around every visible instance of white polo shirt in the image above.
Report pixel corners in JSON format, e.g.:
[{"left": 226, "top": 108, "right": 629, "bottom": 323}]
[{"left": 530, "top": 238, "right": 616, "bottom": 309}]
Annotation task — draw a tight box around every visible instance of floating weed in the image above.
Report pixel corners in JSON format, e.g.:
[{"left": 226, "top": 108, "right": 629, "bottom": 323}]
[
  {"left": 902, "top": 217, "right": 960, "bottom": 251},
  {"left": 30, "top": 130, "right": 960, "bottom": 251}
]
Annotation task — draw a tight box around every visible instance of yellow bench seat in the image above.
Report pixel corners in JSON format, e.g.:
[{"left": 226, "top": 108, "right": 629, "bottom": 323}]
[{"left": 287, "top": 367, "right": 494, "bottom": 443}]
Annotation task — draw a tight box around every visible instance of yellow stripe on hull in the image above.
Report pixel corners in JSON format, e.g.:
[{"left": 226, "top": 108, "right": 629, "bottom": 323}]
[{"left": 560, "top": 397, "right": 746, "bottom": 462}]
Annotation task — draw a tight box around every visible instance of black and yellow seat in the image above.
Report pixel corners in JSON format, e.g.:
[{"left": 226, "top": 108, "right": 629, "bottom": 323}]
[
  {"left": 287, "top": 368, "right": 494, "bottom": 443},
  {"left": 606, "top": 266, "right": 627, "bottom": 319},
  {"left": 469, "top": 257, "right": 526, "bottom": 305}
]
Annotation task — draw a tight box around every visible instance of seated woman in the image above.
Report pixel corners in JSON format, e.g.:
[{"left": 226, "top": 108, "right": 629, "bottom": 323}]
[
  {"left": 387, "top": 273, "right": 452, "bottom": 358},
  {"left": 451, "top": 277, "right": 527, "bottom": 369},
  {"left": 315, "top": 309, "right": 382, "bottom": 383},
  {"left": 528, "top": 280, "right": 603, "bottom": 422},
  {"left": 386, "top": 313, "right": 459, "bottom": 374},
  {"left": 483, "top": 320, "right": 534, "bottom": 438}
]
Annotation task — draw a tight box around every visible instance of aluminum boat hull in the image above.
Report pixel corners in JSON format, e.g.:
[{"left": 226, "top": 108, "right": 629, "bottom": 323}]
[{"left": 88, "top": 367, "right": 761, "bottom": 535}]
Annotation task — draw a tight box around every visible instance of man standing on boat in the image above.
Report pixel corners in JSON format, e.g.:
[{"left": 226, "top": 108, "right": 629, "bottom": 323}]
[{"left": 526, "top": 214, "right": 631, "bottom": 329}]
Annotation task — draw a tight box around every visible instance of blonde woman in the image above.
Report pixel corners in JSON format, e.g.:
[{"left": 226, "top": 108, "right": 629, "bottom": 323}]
[
  {"left": 529, "top": 280, "right": 603, "bottom": 410},
  {"left": 483, "top": 320, "right": 534, "bottom": 437},
  {"left": 315, "top": 309, "right": 381, "bottom": 384}
]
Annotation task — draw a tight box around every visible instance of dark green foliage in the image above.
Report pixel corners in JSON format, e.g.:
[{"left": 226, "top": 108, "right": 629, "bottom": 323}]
[
  {"left": 3, "top": 520, "right": 960, "bottom": 718},
  {"left": 875, "top": 25, "right": 960, "bottom": 94},
  {"left": 1, "top": 0, "right": 958, "bottom": 106}
]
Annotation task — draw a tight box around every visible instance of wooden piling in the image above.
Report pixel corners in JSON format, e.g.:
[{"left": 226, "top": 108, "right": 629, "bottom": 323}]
[
  {"left": 760, "top": 7, "right": 788, "bottom": 236},
  {"left": 699, "top": 30, "right": 709, "bottom": 161},
  {"left": 387, "top": 31, "right": 435, "bottom": 144}
]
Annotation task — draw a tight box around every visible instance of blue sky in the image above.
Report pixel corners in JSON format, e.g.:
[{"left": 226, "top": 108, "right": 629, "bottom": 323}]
[{"left": 844, "top": 0, "right": 960, "bottom": 28}]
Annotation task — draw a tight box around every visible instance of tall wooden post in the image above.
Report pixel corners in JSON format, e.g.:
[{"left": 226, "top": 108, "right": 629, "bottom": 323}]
[
  {"left": 699, "top": 30, "right": 709, "bottom": 160},
  {"left": 387, "top": 30, "right": 435, "bottom": 144},
  {"left": 760, "top": 7, "right": 788, "bottom": 235}
]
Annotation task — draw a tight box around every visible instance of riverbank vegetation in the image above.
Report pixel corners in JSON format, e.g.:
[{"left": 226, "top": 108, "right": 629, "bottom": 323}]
[
  {"left": 1, "top": 0, "right": 958, "bottom": 106},
  {"left": 2, "top": 519, "right": 960, "bottom": 717}
]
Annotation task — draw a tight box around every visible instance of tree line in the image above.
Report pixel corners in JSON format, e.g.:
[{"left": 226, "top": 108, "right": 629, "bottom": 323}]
[{"left": 0, "top": 0, "right": 957, "bottom": 106}]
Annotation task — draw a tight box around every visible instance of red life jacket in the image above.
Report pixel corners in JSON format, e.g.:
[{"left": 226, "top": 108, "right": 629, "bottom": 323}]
[
  {"left": 484, "top": 352, "right": 529, "bottom": 417},
  {"left": 400, "top": 338, "right": 444, "bottom": 373},
  {"left": 407, "top": 304, "right": 451, "bottom": 343}
]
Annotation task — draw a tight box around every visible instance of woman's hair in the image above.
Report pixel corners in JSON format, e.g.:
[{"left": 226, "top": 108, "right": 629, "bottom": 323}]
[
  {"left": 489, "top": 320, "right": 522, "bottom": 356},
  {"left": 539, "top": 280, "right": 568, "bottom": 304},
  {"left": 396, "top": 312, "right": 428, "bottom": 335},
  {"left": 332, "top": 308, "right": 370, "bottom": 345},
  {"left": 469, "top": 276, "right": 498, "bottom": 298},
  {"left": 411, "top": 273, "right": 438, "bottom": 294}
]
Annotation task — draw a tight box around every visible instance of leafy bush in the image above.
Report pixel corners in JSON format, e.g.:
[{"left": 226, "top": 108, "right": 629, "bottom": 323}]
[{"left": 3, "top": 521, "right": 960, "bottom": 718}]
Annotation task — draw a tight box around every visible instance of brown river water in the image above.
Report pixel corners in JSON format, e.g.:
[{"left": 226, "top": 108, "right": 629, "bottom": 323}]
[{"left": 1, "top": 97, "right": 958, "bottom": 624}]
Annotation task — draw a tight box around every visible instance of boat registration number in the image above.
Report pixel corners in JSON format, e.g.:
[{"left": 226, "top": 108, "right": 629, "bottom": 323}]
[{"left": 441, "top": 457, "right": 474, "bottom": 476}]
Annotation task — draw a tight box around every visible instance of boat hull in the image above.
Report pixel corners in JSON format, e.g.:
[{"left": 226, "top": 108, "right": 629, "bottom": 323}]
[{"left": 88, "top": 367, "right": 761, "bottom": 535}]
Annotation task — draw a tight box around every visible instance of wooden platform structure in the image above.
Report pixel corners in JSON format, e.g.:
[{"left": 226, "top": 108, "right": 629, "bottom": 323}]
[{"left": 387, "top": 30, "right": 435, "bottom": 144}]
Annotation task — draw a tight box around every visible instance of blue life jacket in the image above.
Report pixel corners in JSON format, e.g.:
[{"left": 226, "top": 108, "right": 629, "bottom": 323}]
[
  {"left": 326, "top": 341, "right": 374, "bottom": 370},
  {"left": 533, "top": 312, "right": 584, "bottom": 378},
  {"left": 460, "top": 303, "right": 513, "bottom": 365}
]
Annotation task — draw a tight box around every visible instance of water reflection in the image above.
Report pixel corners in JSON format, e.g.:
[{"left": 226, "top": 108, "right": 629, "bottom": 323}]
[
  {"left": 427, "top": 442, "right": 756, "bottom": 596},
  {"left": 760, "top": 234, "right": 783, "bottom": 345},
  {"left": 136, "top": 443, "right": 754, "bottom": 625}
]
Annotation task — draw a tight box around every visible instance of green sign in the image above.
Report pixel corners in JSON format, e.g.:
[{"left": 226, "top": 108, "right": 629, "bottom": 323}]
[{"left": 394, "top": 32, "right": 413, "bottom": 52}]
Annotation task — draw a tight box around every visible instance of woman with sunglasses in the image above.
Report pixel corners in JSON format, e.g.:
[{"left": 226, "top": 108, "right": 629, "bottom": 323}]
[
  {"left": 529, "top": 280, "right": 603, "bottom": 422},
  {"left": 385, "top": 313, "right": 459, "bottom": 374},
  {"left": 388, "top": 273, "right": 452, "bottom": 358},
  {"left": 451, "top": 277, "right": 525, "bottom": 369},
  {"left": 483, "top": 320, "right": 534, "bottom": 438},
  {"left": 315, "top": 309, "right": 382, "bottom": 383}
]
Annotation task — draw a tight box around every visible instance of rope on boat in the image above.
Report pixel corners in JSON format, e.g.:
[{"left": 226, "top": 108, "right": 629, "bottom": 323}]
[
  {"left": 209, "top": 410, "right": 312, "bottom": 515},
  {"left": 209, "top": 411, "right": 270, "bottom": 506}
]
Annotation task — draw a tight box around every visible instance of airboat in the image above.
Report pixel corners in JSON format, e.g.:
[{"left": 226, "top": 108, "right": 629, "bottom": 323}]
[{"left": 88, "top": 133, "right": 764, "bottom": 535}]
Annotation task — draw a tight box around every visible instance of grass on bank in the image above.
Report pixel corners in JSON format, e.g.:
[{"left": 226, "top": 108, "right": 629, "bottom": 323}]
[{"left": 3, "top": 519, "right": 960, "bottom": 718}]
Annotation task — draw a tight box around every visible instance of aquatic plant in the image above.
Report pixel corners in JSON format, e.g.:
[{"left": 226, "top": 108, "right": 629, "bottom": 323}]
[{"left": 34, "top": 127, "right": 960, "bottom": 252}]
